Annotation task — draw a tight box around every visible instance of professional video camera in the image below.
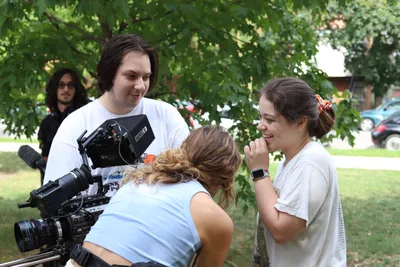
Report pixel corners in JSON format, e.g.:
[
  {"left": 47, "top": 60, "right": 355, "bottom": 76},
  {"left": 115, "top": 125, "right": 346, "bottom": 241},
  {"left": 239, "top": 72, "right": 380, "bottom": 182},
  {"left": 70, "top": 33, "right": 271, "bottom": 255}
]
[{"left": 1, "top": 115, "right": 154, "bottom": 267}]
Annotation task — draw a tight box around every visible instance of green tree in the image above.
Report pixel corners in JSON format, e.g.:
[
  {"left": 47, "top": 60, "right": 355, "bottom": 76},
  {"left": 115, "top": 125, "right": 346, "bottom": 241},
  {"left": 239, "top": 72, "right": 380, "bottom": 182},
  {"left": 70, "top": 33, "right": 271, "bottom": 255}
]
[
  {"left": 326, "top": 0, "right": 400, "bottom": 105},
  {"left": 0, "top": 0, "right": 358, "bottom": 209}
]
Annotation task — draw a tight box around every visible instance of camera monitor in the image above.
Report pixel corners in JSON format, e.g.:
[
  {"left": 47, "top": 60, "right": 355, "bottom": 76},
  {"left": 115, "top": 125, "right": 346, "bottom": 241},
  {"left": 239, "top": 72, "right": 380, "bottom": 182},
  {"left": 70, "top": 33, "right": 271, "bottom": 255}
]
[{"left": 84, "top": 114, "right": 155, "bottom": 169}]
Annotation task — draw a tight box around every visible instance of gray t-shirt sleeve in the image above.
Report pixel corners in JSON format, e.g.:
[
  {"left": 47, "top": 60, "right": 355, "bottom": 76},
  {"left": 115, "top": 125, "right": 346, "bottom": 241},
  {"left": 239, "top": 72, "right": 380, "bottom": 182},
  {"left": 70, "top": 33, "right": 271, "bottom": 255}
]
[{"left": 274, "top": 163, "right": 330, "bottom": 227}]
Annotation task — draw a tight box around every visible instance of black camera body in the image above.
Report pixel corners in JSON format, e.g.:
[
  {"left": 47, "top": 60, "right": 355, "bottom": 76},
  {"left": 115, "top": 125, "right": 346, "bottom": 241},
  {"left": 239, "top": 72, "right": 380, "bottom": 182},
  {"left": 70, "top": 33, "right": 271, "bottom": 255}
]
[
  {"left": 10, "top": 115, "right": 155, "bottom": 266},
  {"left": 14, "top": 192, "right": 110, "bottom": 257}
]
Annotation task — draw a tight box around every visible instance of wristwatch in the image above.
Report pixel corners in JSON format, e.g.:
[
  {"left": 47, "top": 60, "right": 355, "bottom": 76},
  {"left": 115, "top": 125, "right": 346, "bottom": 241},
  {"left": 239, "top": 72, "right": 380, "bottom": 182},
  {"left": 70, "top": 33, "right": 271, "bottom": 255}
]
[{"left": 251, "top": 168, "right": 270, "bottom": 181}]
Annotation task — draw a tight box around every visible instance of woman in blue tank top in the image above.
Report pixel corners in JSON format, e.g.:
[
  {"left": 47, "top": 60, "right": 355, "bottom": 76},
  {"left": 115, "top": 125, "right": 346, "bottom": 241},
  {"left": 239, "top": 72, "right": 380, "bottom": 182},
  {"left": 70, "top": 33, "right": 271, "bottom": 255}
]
[{"left": 67, "top": 125, "right": 242, "bottom": 267}]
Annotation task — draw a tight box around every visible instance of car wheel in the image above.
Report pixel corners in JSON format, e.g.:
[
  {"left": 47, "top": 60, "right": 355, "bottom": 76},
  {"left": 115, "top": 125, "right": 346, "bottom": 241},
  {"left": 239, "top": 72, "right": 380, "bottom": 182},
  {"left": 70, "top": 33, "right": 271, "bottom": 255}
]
[
  {"left": 385, "top": 134, "right": 400, "bottom": 150},
  {"left": 360, "top": 118, "right": 374, "bottom": 131}
]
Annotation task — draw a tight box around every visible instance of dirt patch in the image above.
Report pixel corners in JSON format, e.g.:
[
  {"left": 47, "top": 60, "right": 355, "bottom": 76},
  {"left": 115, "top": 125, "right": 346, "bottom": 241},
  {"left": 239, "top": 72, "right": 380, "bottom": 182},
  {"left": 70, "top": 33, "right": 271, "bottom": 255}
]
[
  {"left": 0, "top": 172, "right": 14, "bottom": 181},
  {"left": 347, "top": 251, "right": 400, "bottom": 267}
]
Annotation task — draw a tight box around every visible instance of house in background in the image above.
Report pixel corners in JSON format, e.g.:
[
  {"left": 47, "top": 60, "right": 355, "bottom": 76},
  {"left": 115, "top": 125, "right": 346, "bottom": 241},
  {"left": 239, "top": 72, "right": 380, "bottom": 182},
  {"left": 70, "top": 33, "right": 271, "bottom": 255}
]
[
  {"left": 314, "top": 41, "right": 400, "bottom": 110},
  {"left": 386, "top": 86, "right": 400, "bottom": 101},
  {"left": 314, "top": 42, "right": 369, "bottom": 111}
]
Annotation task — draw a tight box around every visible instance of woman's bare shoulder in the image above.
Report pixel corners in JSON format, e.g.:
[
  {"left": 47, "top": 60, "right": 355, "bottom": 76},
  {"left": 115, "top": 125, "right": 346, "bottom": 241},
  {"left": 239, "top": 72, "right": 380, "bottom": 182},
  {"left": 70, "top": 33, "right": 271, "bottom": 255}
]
[{"left": 190, "top": 192, "right": 234, "bottom": 241}]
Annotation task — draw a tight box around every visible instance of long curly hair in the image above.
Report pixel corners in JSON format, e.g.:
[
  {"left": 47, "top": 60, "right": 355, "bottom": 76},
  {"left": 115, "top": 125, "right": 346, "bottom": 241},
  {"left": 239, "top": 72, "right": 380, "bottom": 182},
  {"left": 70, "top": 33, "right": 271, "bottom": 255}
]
[
  {"left": 122, "top": 125, "right": 243, "bottom": 209},
  {"left": 45, "top": 68, "right": 88, "bottom": 112}
]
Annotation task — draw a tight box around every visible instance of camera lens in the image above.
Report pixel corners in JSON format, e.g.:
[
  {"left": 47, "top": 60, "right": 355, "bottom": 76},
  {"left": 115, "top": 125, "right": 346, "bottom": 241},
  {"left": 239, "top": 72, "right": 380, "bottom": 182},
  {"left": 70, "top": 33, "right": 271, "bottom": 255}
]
[{"left": 14, "top": 219, "right": 58, "bottom": 253}]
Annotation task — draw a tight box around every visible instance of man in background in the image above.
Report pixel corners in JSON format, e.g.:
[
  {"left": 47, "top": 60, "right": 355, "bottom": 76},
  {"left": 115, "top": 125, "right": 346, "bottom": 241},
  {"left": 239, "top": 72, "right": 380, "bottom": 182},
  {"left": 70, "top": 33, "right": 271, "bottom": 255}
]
[{"left": 38, "top": 68, "right": 88, "bottom": 185}]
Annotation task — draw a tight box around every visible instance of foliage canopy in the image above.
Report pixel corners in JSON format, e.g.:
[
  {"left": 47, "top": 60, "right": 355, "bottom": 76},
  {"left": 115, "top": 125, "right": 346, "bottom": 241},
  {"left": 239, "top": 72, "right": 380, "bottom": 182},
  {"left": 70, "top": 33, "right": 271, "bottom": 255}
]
[
  {"left": 0, "top": 0, "right": 358, "bottom": 209},
  {"left": 326, "top": 0, "right": 400, "bottom": 98}
]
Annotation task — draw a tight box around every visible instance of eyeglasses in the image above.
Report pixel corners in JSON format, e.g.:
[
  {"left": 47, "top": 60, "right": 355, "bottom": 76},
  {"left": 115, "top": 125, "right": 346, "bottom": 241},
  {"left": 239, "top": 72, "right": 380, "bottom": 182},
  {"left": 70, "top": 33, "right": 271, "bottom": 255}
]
[{"left": 58, "top": 82, "right": 76, "bottom": 90}]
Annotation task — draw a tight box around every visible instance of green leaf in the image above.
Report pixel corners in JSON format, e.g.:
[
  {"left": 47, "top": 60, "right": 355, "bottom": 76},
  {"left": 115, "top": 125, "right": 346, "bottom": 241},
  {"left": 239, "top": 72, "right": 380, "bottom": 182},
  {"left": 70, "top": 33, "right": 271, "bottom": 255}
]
[
  {"left": 113, "top": 0, "right": 130, "bottom": 21},
  {"left": 0, "top": 16, "right": 13, "bottom": 36},
  {"left": 0, "top": 0, "right": 356, "bottom": 210},
  {"left": 36, "top": 0, "right": 47, "bottom": 14}
]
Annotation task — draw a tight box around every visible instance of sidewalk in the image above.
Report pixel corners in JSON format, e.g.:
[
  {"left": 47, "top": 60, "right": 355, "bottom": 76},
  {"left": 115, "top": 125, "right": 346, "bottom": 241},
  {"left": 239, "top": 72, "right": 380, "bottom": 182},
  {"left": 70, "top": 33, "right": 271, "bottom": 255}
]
[
  {"left": 332, "top": 155, "right": 400, "bottom": 171},
  {"left": 1, "top": 142, "right": 399, "bottom": 171},
  {"left": 0, "top": 142, "right": 40, "bottom": 152}
]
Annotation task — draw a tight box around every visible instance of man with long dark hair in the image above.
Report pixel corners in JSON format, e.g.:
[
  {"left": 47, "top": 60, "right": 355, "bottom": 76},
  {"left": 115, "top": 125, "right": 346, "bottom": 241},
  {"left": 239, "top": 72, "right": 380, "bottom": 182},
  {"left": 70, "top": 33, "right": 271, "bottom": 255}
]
[
  {"left": 36, "top": 68, "right": 88, "bottom": 267},
  {"left": 43, "top": 34, "right": 189, "bottom": 197},
  {"left": 38, "top": 68, "right": 88, "bottom": 184}
]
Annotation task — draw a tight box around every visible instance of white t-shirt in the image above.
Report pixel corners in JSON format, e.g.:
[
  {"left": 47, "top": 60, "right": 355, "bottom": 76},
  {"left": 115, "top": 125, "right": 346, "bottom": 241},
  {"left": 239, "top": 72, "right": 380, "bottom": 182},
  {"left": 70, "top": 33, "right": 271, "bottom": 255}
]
[
  {"left": 43, "top": 97, "right": 190, "bottom": 196},
  {"left": 263, "top": 141, "right": 346, "bottom": 267}
]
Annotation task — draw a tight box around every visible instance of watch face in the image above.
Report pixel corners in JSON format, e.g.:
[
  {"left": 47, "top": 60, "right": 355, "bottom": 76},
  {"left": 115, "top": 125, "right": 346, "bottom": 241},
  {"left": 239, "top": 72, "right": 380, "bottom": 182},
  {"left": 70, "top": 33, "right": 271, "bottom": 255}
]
[{"left": 252, "top": 169, "right": 265, "bottom": 178}]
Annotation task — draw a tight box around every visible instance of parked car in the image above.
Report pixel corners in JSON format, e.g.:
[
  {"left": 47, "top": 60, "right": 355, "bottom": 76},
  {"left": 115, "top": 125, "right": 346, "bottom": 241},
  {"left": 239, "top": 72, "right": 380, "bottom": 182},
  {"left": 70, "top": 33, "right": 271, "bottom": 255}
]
[
  {"left": 360, "top": 99, "right": 400, "bottom": 131},
  {"left": 392, "top": 91, "right": 400, "bottom": 100},
  {"left": 371, "top": 111, "right": 400, "bottom": 150}
]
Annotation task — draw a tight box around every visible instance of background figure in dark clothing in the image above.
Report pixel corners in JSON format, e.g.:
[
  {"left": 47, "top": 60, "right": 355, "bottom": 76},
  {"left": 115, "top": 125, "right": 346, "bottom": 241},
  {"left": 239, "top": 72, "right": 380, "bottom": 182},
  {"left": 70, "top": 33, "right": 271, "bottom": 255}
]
[
  {"left": 38, "top": 68, "right": 88, "bottom": 185},
  {"left": 37, "top": 68, "right": 88, "bottom": 267}
]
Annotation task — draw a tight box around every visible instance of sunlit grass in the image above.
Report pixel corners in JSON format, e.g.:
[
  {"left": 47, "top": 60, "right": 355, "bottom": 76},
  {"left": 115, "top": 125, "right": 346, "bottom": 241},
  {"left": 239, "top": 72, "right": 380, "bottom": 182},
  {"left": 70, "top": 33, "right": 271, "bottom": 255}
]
[
  {"left": 327, "top": 148, "right": 400, "bottom": 158},
  {"left": 0, "top": 152, "right": 398, "bottom": 266}
]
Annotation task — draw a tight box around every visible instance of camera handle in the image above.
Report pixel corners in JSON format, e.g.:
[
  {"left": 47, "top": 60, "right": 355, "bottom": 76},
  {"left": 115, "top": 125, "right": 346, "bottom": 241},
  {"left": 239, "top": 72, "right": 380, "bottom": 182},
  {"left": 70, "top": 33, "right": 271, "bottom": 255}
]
[
  {"left": 91, "top": 174, "right": 109, "bottom": 196},
  {"left": 77, "top": 127, "right": 105, "bottom": 168},
  {"left": 77, "top": 128, "right": 109, "bottom": 195}
]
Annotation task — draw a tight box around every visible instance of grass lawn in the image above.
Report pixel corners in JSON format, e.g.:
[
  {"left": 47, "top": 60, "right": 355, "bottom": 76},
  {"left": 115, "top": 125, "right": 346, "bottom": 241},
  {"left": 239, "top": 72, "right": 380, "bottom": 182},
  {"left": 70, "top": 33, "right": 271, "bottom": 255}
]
[
  {"left": 0, "top": 137, "right": 38, "bottom": 143},
  {"left": 226, "top": 166, "right": 400, "bottom": 267},
  {"left": 0, "top": 152, "right": 399, "bottom": 266},
  {"left": 0, "top": 151, "right": 35, "bottom": 173},
  {"left": 327, "top": 148, "right": 400, "bottom": 158},
  {"left": 0, "top": 170, "right": 41, "bottom": 263}
]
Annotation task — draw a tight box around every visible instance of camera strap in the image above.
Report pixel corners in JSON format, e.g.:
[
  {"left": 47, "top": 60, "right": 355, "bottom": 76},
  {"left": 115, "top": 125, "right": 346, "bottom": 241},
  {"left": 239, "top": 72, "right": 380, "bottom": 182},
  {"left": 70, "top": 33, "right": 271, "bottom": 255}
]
[
  {"left": 70, "top": 244, "right": 165, "bottom": 267},
  {"left": 70, "top": 244, "right": 110, "bottom": 267}
]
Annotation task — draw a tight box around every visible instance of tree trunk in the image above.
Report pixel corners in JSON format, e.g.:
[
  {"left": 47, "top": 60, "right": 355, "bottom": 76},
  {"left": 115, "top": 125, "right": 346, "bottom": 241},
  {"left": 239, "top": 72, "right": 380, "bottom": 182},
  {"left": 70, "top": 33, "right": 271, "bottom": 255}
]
[
  {"left": 375, "top": 95, "right": 383, "bottom": 108},
  {"left": 363, "top": 85, "right": 372, "bottom": 110}
]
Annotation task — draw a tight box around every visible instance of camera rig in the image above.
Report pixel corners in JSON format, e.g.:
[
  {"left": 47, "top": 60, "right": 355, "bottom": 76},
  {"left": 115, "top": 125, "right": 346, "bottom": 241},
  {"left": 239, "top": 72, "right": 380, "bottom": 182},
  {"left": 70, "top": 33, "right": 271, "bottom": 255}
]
[{"left": 0, "top": 115, "right": 154, "bottom": 267}]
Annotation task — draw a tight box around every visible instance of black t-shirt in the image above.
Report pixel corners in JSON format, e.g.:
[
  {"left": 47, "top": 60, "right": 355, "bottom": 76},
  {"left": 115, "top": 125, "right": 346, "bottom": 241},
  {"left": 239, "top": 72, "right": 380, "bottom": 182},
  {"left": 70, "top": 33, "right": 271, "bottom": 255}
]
[{"left": 37, "top": 106, "right": 79, "bottom": 157}]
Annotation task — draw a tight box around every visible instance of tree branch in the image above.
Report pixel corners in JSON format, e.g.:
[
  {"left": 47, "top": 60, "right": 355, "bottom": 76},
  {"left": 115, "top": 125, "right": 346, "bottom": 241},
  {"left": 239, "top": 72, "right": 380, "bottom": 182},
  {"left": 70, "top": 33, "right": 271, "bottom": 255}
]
[
  {"left": 155, "top": 31, "right": 182, "bottom": 46},
  {"left": 193, "top": 18, "right": 256, "bottom": 49},
  {"left": 43, "top": 12, "right": 92, "bottom": 57},
  {"left": 167, "top": 41, "right": 178, "bottom": 48},
  {"left": 132, "top": 0, "right": 196, "bottom": 24},
  {"left": 209, "top": 25, "right": 251, "bottom": 45},
  {"left": 185, "top": 7, "right": 255, "bottom": 47},
  {"left": 101, "top": 22, "right": 113, "bottom": 42},
  {"left": 131, "top": 9, "right": 174, "bottom": 24},
  {"left": 44, "top": 12, "right": 105, "bottom": 44},
  {"left": 118, "top": 21, "right": 128, "bottom": 34},
  {"left": 63, "top": 38, "right": 91, "bottom": 57}
]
